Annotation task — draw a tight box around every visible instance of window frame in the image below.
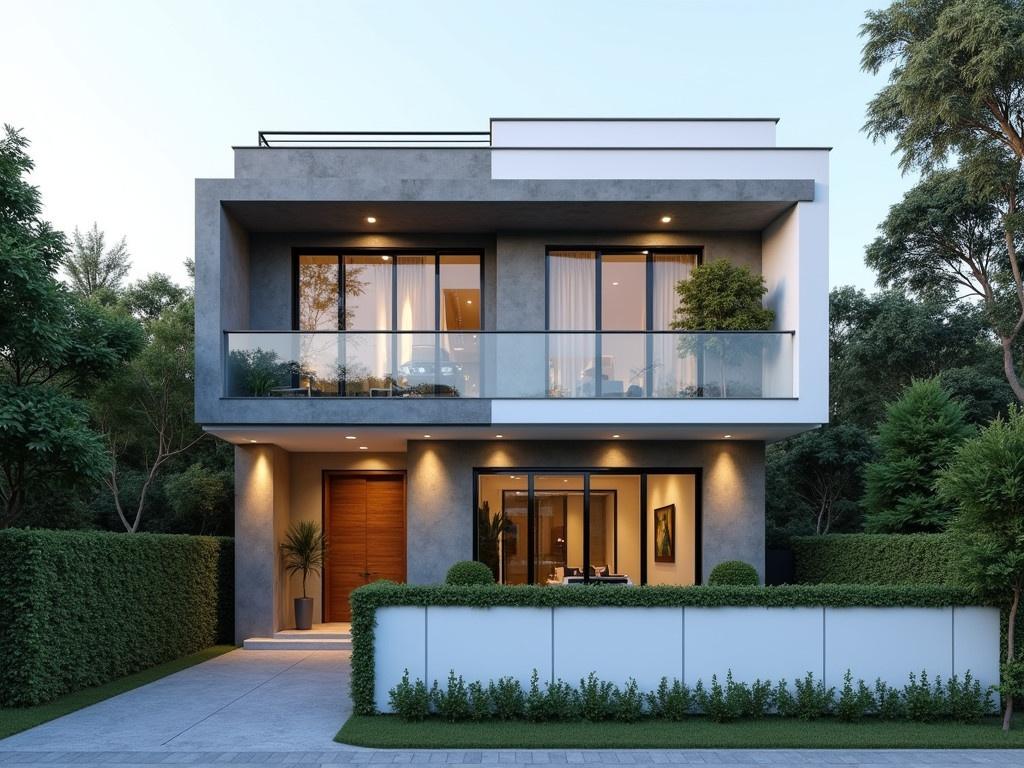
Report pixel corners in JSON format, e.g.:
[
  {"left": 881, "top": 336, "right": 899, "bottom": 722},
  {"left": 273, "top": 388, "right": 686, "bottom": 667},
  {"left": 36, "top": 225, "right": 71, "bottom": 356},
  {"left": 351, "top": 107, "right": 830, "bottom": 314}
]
[{"left": 291, "top": 247, "right": 485, "bottom": 332}]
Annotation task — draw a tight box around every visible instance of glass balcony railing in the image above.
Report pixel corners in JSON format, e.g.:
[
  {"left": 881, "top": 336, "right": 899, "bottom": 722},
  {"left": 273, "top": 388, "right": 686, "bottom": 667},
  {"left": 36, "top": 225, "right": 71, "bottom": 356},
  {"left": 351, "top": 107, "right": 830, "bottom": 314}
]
[{"left": 224, "top": 331, "right": 794, "bottom": 399}]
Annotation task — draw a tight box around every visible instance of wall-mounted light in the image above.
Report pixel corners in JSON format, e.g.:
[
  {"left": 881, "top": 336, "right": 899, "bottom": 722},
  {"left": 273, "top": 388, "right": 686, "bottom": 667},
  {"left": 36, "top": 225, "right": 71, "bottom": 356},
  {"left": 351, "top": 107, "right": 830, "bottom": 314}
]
[
  {"left": 661, "top": 215, "right": 672, "bottom": 223},
  {"left": 366, "top": 216, "right": 377, "bottom": 224}
]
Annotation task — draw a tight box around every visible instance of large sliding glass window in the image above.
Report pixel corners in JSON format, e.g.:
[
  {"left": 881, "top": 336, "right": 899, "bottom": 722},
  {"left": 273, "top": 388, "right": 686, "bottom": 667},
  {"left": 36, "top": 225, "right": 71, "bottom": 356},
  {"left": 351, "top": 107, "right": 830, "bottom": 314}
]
[
  {"left": 475, "top": 469, "right": 699, "bottom": 586},
  {"left": 546, "top": 248, "right": 700, "bottom": 397},
  {"left": 295, "top": 250, "right": 481, "bottom": 396}
]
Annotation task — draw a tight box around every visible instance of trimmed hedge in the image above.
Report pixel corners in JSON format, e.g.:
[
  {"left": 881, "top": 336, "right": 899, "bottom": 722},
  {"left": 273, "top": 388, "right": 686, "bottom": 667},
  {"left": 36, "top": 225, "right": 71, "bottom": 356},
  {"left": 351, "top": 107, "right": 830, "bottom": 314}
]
[
  {"left": 0, "top": 528, "right": 234, "bottom": 706},
  {"left": 446, "top": 561, "right": 495, "bottom": 586},
  {"left": 791, "top": 534, "right": 956, "bottom": 586},
  {"left": 708, "top": 560, "right": 759, "bottom": 586},
  {"left": 349, "top": 581, "right": 981, "bottom": 715}
]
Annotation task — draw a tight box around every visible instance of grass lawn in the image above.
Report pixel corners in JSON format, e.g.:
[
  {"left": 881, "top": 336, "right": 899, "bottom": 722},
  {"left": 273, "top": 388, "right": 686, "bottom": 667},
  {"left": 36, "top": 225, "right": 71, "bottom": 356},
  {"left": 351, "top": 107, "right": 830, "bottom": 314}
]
[
  {"left": 336, "top": 714, "right": 1024, "bottom": 749},
  {"left": 0, "top": 645, "right": 236, "bottom": 741}
]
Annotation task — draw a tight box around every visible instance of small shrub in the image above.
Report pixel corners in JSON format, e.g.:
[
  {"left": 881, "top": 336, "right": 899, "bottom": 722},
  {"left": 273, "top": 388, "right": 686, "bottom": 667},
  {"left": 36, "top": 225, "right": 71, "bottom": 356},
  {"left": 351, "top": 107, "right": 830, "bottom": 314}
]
[
  {"left": 947, "top": 671, "right": 990, "bottom": 723},
  {"left": 835, "top": 670, "right": 874, "bottom": 722},
  {"left": 707, "top": 560, "right": 759, "bottom": 586},
  {"left": 614, "top": 678, "right": 645, "bottom": 722},
  {"left": 467, "top": 681, "right": 491, "bottom": 721},
  {"left": 388, "top": 669, "right": 430, "bottom": 721},
  {"left": 488, "top": 676, "right": 525, "bottom": 720},
  {"left": 874, "top": 679, "right": 904, "bottom": 720},
  {"left": 695, "top": 675, "right": 738, "bottom": 722},
  {"left": 646, "top": 677, "right": 692, "bottom": 720},
  {"left": 792, "top": 672, "right": 834, "bottom": 720},
  {"left": 903, "top": 670, "right": 945, "bottom": 722},
  {"left": 579, "top": 672, "right": 617, "bottom": 721},
  {"left": 774, "top": 679, "right": 796, "bottom": 717},
  {"left": 444, "top": 560, "right": 495, "bottom": 586},
  {"left": 525, "top": 670, "right": 547, "bottom": 722},
  {"left": 431, "top": 670, "right": 470, "bottom": 721},
  {"left": 748, "top": 678, "right": 774, "bottom": 718},
  {"left": 544, "top": 678, "right": 580, "bottom": 721}
]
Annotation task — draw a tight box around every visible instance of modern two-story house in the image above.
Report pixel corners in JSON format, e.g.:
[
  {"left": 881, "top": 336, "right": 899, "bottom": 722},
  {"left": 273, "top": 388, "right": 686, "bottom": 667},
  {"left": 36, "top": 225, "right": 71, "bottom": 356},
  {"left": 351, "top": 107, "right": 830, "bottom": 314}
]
[{"left": 194, "top": 118, "right": 829, "bottom": 643}]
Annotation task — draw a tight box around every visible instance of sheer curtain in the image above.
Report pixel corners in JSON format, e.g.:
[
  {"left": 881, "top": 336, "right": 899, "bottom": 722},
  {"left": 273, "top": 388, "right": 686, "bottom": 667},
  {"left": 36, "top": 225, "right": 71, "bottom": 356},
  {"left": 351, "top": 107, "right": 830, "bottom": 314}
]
[
  {"left": 396, "top": 255, "right": 435, "bottom": 364},
  {"left": 652, "top": 254, "right": 697, "bottom": 396},
  {"left": 548, "top": 251, "right": 596, "bottom": 397}
]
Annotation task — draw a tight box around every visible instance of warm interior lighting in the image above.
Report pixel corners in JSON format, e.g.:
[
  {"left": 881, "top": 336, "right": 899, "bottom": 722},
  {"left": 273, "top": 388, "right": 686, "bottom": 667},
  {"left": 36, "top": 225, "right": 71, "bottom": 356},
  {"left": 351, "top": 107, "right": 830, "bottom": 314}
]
[
  {"left": 366, "top": 216, "right": 377, "bottom": 224},
  {"left": 345, "top": 435, "right": 357, "bottom": 440},
  {"left": 661, "top": 215, "right": 672, "bottom": 223},
  {"left": 381, "top": 255, "right": 390, "bottom": 261},
  {"left": 495, "top": 434, "right": 504, "bottom": 439},
  {"left": 423, "top": 434, "right": 432, "bottom": 438},
  {"left": 248, "top": 439, "right": 257, "bottom": 443},
  {"left": 466, "top": 299, "right": 473, "bottom": 304},
  {"left": 723, "top": 434, "right": 732, "bottom": 439},
  {"left": 612, "top": 434, "right": 621, "bottom": 439},
  {"left": 611, "top": 281, "right": 619, "bottom": 286},
  {"left": 359, "top": 446, "right": 369, "bottom": 450}
]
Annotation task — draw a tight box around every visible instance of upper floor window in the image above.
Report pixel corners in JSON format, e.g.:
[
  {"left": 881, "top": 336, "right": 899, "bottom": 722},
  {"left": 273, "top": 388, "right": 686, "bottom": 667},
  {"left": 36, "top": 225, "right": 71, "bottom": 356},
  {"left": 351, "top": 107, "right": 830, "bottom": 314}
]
[
  {"left": 546, "top": 248, "right": 701, "bottom": 331},
  {"left": 295, "top": 250, "right": 482, "bottom": 332}
]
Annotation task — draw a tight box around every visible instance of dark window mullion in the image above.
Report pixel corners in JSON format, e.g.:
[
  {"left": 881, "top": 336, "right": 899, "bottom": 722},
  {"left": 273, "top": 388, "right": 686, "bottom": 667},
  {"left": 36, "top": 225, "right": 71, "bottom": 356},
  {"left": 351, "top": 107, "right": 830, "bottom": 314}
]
[
  {"left": 594, "top": 252, "right": 602, "bottom": 399},
  {"left": 582, "top": 473, "right": 591, "bottom": 583},
  {"left": 527, "top": 473, "right": 536, "bottom": 585}
]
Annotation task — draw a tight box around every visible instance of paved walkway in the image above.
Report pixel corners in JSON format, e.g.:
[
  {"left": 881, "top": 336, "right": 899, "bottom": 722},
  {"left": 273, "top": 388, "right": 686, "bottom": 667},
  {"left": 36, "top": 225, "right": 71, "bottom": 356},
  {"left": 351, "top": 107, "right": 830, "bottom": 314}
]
[{"left": 2, "top": 650, "right": 1024, "bottom": 766}]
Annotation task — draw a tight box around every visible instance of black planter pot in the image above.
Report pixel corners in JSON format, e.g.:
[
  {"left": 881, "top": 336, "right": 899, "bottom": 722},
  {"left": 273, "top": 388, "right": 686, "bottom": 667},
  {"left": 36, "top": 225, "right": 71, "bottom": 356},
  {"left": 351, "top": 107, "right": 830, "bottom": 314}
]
[{"left": 294, "top": 597, "right": 314, "bottom": 630}]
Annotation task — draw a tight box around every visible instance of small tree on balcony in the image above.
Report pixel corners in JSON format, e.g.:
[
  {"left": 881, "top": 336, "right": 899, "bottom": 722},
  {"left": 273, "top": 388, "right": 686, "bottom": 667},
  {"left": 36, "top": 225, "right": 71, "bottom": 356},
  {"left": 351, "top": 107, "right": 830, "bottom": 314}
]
[{"left": 671, "top": 260, "right": 775, "bottom": 397}]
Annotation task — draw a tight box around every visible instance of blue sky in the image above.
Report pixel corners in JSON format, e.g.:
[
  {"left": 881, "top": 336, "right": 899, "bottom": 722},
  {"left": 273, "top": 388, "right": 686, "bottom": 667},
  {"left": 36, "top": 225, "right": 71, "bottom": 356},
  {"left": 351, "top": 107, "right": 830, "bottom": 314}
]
[{"left": 1, "top": 0, "right": 911, "bottom": 290}]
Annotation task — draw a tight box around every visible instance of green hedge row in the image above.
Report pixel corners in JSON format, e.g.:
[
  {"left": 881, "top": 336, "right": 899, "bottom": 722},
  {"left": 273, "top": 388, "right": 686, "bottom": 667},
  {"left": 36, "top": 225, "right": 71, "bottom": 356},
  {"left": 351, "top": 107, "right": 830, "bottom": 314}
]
[
  {"left": 791, "top": 534, "right": 956, "bottom": 585},
  {"left": 349, "top": 581, "right": 981, "bottom": 715},
  {"left": 0, "top": 528, "right": 234, "bottom": 706}
]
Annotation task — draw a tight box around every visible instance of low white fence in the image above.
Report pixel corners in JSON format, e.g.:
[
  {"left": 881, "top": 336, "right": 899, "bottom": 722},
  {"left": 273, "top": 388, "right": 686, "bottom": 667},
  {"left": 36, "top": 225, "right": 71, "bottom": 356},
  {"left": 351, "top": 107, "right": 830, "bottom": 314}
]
[{"left": 373, "top": 605, "right": 1000, "bottom": 712}]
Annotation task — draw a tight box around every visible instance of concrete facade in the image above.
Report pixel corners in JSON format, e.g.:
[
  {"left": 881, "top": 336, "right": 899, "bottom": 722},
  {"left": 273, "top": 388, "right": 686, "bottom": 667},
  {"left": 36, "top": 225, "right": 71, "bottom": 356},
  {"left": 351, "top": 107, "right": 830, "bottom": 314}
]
[{"left": 197, "top": 118, "right": 829, "bottom": 641}]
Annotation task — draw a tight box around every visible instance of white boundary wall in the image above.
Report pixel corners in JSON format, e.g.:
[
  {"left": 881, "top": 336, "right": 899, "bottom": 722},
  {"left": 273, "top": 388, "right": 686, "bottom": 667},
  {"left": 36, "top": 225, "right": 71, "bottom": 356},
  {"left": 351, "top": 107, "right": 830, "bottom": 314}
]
[{"left": 372, "top": 605, "right": 1000, "bottom": 713}]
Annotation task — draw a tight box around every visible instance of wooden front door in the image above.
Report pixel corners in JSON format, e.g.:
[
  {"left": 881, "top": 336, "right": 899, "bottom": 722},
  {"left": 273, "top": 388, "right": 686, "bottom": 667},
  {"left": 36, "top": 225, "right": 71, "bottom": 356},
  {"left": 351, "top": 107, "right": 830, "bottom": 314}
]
[{"left": 325, "top": 473, "right": 406, "bottom": 622}]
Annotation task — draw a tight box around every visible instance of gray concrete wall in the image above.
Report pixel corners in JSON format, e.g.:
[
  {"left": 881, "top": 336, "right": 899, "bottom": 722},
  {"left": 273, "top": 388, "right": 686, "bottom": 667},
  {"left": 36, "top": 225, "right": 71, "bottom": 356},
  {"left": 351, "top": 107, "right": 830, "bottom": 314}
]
[
  {"left": 405, "top": 439, "right": 765, "bottom": 585},
  {"left": 234, "top": 444, "right": 290, "bottom": 643}
]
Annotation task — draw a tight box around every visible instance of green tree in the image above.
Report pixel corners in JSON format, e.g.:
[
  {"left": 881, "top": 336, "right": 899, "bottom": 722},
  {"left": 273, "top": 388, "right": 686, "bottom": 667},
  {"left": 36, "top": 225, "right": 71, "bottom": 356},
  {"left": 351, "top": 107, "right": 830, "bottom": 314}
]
[
  {"left": 0, "top": 126, "right": 142, "bottom": 526},
  {"left": 671, "top": 259, "right": 774, "bottom": 331},
  {"left": 864, "top": 378, "right": 974, "bottom": 532},
  {"left": 830, "top": 287, "right": 1006, "bottom": 426},
  {"left": 93, "top": 297, "right": 205, "bottom": 532},
  {"left": 938, "top": 406, "right": 1024, "bottom": 730},
  {"left": 766, "top": 424, "right": 876, "bottom": 544},
  {"left": 162, "top": 462, "right": 232, "bottom": 535},
  {"left": 64, "top": 222, "right": 131, "bottom": 299},
  {"left": 862, "top": 0, "right": 1024, "bottom": 402},
  {"left": 119, "top": 272, "right": 187, "bottom": 323}
]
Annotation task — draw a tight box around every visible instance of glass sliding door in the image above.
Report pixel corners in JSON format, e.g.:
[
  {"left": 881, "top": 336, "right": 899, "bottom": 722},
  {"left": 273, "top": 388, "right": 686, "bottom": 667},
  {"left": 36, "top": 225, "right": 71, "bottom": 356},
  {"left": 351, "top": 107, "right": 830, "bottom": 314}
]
[
  {"left": 475, "top": 470, "right": 693, "bottom": 586},
  {"left": 600, "top": 252, "right": 647, "bottom": 397},
  {"left": 548, "top": 251, "right": 596, "bottom": 397}
]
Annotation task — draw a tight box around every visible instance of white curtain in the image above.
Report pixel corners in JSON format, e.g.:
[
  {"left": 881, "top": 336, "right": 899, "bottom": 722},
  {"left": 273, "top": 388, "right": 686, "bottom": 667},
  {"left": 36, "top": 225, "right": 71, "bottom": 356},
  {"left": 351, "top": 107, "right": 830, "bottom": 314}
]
[
  {"left": 397, "top": 255, "right": 435, "bottom": 363},
  {"left": 548, "top": 251, "right": 596, "bottom": 396},
  {"left": 652, "top": 254, "right": 697, "bottom": 396}
]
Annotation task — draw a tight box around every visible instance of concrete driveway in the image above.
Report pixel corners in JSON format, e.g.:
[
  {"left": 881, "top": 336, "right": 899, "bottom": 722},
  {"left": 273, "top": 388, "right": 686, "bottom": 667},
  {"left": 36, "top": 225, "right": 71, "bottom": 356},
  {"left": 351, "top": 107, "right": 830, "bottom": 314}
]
[{"left": 3, "top": 649, "right": 1024, "bottom": 767}]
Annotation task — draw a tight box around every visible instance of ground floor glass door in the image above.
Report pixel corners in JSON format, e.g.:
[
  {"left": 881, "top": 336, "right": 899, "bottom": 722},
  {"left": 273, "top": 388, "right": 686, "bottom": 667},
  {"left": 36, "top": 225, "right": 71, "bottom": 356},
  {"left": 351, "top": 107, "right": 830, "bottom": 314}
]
[{"left": 476, "top": 469, "right": 698, "bottom": 586}]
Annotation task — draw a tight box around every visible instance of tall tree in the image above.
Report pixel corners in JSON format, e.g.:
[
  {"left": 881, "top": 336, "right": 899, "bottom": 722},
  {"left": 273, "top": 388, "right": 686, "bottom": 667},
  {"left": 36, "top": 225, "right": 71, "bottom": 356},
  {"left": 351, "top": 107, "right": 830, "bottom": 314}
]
[
  {"left": 0, "top": 126, "right": 142, "bottom": 526},
  {"left": 862, "top": 0, "right": 1024, "bottom": 401},
  {"left": 64, "top": 222, "right": 131, "bottom": 299},
  {"left": 863, "top": 378, "right": 974, "bottom": 533}
]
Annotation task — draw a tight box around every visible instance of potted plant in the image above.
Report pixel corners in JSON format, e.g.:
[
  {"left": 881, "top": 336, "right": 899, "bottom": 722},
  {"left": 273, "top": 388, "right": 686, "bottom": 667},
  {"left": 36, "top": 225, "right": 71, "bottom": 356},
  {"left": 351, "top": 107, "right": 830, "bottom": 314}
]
[
  {"left": 476, "top": 501, "right": 509, "bottom": 582},
  {"left": 280, "top": 520, "right": 327, "bottom": 630}
]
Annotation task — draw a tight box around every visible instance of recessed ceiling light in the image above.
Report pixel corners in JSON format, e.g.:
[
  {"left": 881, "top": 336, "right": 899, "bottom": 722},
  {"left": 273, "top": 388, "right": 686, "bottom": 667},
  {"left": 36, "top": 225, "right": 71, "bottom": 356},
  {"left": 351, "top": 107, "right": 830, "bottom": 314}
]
[
  {"left": 723, "top": 434, "right": 732, "bottom": 439},
  {"left": 359, "top": 446, "right": 369, "bottom": 450},
  {"left": 366, "top": 216, "right": 377, "bottom": 224},
  {"left": 495, "top": 434, "right": 504, "bottom": 439},
  {"left": 248, "top": 439, "right": 257, "bottom": 443},
  {"left": 345, "top": 435, "right": 357, "bottom": 440},
  {"left": 466, "top": 299, "right": 473, "bottom": 304},
  {"left": 612, "top": 434, "right": 621, "bottom": 439},
  {"left": 381, "top": 255, "right": 390, "bottom": 261},
  {"left": 423, "top": 434, "right": 431, "bottom": 438},
  {"left": 642, "top": 250, "right": 649, "bottom": 255},
  {"left": 612, "top": 281, "right": 619, "bottom": 286},
  {"left": 661, "top": 215, "right": 672, "bottom": 223}
]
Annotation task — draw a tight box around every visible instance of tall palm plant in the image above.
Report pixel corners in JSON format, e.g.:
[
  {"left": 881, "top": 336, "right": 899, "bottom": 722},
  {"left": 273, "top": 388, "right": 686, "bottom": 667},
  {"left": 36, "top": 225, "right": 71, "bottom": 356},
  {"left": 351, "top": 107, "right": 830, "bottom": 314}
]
[
  {"left": 476, "top": 501, "right": 509, "bottom": 581},
  {"left": 280, "top": 521, "right": 327, "bottom": 598}
]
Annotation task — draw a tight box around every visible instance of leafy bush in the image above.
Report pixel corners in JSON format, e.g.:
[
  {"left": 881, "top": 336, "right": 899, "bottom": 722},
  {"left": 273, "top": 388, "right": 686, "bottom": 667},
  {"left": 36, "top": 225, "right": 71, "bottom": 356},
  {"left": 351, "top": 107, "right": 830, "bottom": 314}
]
[
  {"left": 579, "top": 672, "right": 617, "bottom": 721},
  {"left": 792, "top": 533, "right": 955, "bottom": 585},
  {"left": 792, "top": 672, "right": 834, "bottom": 720},
  {"left": 0, "top": 529, "right": 233, "bottom": 707},
  {"left": 874, "top": 679, "right": 904, "bottom": 720},
  {"left": 835, "top": 670, "right": 874, "bottom": 722},
  {"left": 431, "top": 670, "right": 470, "bottom": 722},
  {"left": 487, "top": 676, "right": 525, "bottom": 720},
  {"left": 903, "top": 670, "right": 946, "bottom": 722},
  {"left": 947, "top": 671, "right": 990, "bottom": 723},
  {"left": 445, "top": 560, "right": 495, "bottom": 586},
  {"left": 614, "top": 678, "right": 645, "bottom": 722},
  {"left": 467, "top": 681, "right": 491, "bottom": 721},
  {"left": 646, "top": 677, "right": 692, "bottom": 720},
  {"left": 707, "top": 561, "right": 759, "bottom": 586},
  {"left": 389, "top": 669, "right": 430, "bottom": 721}
]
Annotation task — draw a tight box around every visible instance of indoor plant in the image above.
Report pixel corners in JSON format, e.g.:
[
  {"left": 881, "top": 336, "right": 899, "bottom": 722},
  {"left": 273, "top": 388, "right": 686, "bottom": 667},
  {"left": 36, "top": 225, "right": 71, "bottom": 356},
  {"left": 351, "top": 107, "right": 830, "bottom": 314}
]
[{"left": 280, "top": 520, "right": 327, "bottom": 630}]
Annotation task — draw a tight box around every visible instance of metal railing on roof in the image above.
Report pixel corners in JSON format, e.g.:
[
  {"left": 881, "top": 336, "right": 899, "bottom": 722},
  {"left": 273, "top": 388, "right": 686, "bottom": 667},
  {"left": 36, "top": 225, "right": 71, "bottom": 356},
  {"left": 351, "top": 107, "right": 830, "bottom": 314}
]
[{"left": 257, "top": 131, "right": 491, "bottom": 148}]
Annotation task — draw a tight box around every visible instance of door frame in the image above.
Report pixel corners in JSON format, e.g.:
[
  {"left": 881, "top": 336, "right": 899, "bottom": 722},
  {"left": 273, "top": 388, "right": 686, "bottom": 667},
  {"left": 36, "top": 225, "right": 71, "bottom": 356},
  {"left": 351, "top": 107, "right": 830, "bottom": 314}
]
[{"left": 321, "top": 469, "right": 407, "bottom": 622}]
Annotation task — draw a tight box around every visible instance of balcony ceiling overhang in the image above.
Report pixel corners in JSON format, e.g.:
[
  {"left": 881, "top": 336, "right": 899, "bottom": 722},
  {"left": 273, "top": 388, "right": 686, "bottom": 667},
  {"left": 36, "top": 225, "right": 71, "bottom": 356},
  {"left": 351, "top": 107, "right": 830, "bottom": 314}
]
[
  {"left": 205, "top": 423, "right": 819, "bottom": 451},
  {"left": 222, "top": 199, "right": 801, "bottom": 233}
]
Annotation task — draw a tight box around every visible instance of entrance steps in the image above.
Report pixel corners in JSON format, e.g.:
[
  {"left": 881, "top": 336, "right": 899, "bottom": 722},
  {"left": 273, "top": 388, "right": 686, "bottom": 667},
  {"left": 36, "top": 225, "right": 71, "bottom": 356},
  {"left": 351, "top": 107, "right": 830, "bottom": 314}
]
[{"left": 243, "top": 623, "right": 352, "bottom": 650}]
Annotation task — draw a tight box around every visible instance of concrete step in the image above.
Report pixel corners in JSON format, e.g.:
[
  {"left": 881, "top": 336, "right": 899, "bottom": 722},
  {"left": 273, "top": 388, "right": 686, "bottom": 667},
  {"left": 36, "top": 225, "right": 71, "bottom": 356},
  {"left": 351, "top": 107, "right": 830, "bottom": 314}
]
[
  {"left": 243, "top": 636, "right": 352, "bottom": 651},
  {"left": 273, "top": 629, "right": 351, "bottom": 640}
]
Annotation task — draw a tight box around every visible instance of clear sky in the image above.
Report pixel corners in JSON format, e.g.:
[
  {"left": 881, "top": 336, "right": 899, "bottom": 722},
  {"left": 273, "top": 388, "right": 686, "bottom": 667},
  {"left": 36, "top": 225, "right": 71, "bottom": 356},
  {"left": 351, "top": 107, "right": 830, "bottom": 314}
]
[{"left": 1, "top": 0, "right": 911, "bottom": 291}]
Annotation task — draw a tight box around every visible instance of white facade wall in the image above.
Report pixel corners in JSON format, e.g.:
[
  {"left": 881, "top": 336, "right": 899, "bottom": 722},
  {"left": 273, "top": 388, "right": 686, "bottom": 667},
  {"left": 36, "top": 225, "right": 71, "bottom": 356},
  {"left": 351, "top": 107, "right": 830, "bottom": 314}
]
[
  {"left": 490, "top": 119, "right": 778, "bottom": 148},
  {"left": 373, "top": 605, "right": 999, "bottom": 713}
]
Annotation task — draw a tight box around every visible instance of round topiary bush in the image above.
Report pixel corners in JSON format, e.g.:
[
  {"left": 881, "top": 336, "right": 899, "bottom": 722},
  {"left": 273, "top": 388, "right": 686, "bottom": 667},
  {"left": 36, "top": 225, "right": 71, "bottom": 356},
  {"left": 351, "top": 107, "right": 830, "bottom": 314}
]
[
  {"left": 707, "top": 560, "right": 759, "bottom": 586},
  {"left": 445, "top": 560, "right": 495, "bottom": 586}
]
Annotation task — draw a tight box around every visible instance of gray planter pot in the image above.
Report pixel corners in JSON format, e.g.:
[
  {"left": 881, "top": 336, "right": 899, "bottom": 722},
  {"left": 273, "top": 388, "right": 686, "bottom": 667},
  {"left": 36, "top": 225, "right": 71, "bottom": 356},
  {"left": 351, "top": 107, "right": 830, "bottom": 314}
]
[{"left": 294, "top": 597, "right": 314, "bottom": 630}]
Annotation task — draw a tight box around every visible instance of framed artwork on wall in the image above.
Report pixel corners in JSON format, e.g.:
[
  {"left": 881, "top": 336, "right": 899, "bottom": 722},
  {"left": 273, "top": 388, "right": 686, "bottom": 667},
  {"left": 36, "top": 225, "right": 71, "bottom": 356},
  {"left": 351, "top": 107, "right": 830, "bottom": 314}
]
[{"left": 654, "top": 504, "right": 675, "bottom": 563}]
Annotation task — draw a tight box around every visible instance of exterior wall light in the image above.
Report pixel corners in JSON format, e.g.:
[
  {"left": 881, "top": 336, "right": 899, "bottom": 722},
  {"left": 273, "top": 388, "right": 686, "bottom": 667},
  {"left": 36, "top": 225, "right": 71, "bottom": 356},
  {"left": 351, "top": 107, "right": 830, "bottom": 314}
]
[
  {"left": 366, "top": 216, "right": 377, "bottom": 223},
  {"left": 661, "top": 216, "right": 672, "bottom": 223}
]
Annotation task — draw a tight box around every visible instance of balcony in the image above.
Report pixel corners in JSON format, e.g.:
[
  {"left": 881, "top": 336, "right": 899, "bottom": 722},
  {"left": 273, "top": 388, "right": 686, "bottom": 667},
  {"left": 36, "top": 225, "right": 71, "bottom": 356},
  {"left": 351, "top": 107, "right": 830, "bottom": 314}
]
[{"left": 224, "top": 331, "right": 794, "bottom": 400}]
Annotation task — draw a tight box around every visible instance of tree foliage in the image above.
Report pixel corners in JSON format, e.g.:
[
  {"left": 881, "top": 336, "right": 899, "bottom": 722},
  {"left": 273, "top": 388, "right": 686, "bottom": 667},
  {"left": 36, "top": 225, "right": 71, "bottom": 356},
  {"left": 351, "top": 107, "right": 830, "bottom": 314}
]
[
  {"left": 671, "top": 259, "right": 774, "bottom": 331},
  {"left": 0, "top": 126, "right": 141, "bottom": 526},
  {"left": 939, "top": 405, "right": 1024, "bottom": 729},
  {"left": 64, "top": 222, "right": 131, "bottom": 299},
  {"left": 864, "top": 378, "right": 974, "bottom": 533}
]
